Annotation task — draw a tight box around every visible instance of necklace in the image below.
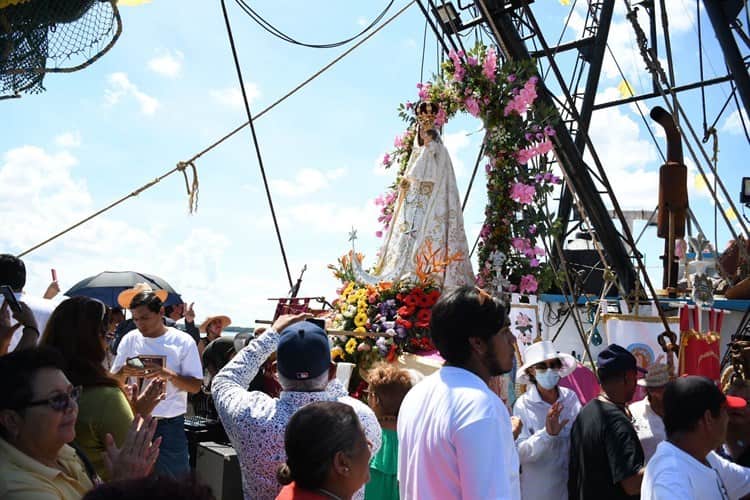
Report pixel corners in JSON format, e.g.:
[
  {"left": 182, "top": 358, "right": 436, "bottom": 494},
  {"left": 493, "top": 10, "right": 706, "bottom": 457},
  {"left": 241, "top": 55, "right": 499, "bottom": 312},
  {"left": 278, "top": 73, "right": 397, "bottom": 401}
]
[{"left": 315, "top": 488, "right": 344, "bottom": 500}]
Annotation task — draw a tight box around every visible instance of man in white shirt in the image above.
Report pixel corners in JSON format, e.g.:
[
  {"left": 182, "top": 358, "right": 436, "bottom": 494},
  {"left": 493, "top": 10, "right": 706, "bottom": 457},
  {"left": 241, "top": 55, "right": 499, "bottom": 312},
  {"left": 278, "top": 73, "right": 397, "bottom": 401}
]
[
  {"left": 398, "top": 286, "right": 520, "bottom": 499},
  {"left": 111, "top": 290, "right": 202, "bottom": 478},
  {"left": 642, "top": 375, "right": 750, "bottom": 500},
  {"left": 211, "top": 314, "right": 381, "bottom": 500},
  {"left": 629, "top": 361, "right": 668, "bottom": 463},
  {"left": 0, "top": 254, "right": 56, "bottom": 352}
]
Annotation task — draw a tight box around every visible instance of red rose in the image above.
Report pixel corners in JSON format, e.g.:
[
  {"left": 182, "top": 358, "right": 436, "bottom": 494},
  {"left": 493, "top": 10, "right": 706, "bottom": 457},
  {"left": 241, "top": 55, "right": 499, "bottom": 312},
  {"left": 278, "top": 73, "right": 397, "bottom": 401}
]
[{"left": 398, "top": 305, "right": 416, "bottom": 317}]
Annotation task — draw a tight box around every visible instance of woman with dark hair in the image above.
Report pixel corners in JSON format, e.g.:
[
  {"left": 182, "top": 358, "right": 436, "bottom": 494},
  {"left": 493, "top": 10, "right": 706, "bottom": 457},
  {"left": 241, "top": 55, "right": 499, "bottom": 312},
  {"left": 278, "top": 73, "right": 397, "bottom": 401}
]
[
  {"left": 0, "top": 346, "right": 161, "bottom": 499},
  {"left": 41, "top": 296, "right": 165, "bottom": 480},
  {"left": 277, "top": 401, "right": 372, "bottom": 500}
]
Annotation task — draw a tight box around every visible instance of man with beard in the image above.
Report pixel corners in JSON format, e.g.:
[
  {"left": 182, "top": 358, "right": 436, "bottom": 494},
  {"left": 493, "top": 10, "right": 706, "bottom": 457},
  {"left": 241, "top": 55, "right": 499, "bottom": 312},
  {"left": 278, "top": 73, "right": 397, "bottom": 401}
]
[{"left": 397, "top": 286, "right": 520, "bottom": 499}]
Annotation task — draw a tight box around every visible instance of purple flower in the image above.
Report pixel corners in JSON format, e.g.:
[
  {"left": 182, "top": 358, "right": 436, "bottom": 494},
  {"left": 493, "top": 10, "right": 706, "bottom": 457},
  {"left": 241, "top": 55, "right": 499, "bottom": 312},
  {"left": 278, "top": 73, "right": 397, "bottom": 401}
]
[
  {"left": 507, "top": 74, "right": 517, "bottom": 83},
  {"left": 382, "top": 153, "right": 391, "bottom": 166},
  {"left": 396, "top": 326, "right": 407, "bottom": 338},
  {"left": 544, "top": 125, "right": 556, "bottom": 137},
  {"left": 519, "top": 274, "right": 538, "bottom": 294},
  {"left": 375, "top": 230, "right": 383, "bottom": 238},
  {"left": 467, "top": 56, "right": 479, "bottom": 66}
]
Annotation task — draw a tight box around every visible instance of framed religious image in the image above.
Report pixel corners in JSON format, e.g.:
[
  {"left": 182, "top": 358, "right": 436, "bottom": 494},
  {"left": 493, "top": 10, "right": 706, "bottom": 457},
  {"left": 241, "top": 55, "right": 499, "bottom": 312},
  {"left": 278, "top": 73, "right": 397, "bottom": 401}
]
[
  {"left": 135, "top": 355, "right": 166, "bottom": 391},
  {"left": 509, "top": 303, "right": 540, "bottom": 358}
]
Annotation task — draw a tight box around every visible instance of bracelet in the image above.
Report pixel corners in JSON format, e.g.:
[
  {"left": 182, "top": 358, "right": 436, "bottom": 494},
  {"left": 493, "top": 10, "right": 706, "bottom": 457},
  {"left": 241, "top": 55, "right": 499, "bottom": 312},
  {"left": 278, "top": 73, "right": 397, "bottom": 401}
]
[{"left": 22, "top": 325, "right": 39, "bottom": 333}]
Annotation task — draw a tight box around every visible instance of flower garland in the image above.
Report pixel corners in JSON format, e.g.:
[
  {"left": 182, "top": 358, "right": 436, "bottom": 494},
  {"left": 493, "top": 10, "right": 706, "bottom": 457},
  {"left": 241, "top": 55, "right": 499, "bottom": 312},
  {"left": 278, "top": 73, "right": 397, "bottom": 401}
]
[{"left": 378, "top": 42, "right": 561, "bottom": 296}]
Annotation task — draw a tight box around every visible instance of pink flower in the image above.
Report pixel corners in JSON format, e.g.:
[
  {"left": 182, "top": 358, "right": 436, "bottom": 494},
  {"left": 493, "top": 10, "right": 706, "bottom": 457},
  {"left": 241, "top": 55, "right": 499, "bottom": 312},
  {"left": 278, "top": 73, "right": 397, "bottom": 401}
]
[
  {"left": 536, "top": 140, "right": 554, "bottom": 155},
  {"left": 483, "top": 47, "right": 497, "bottom": 80},
  {"left": 529, "top": 258, "right": 540, "bottom": 268},
  {"left": 516, "top": 148, "right": 537, "bottom": 164},
  {"left": 382, "top": 153, "right": 391, "bottom": 166},
  {"left": 464, "top": 97, "right": 480, "bottom": 117},
  {"left": 507, "top": 74, "right": 517, "bottom": 83},
  {"left": 435, "top": 108, "right": 447, "bottom": 127},
  {"left": 417, "top": 82, "right": 430, "bottom": 100},
  {"left": 512, "top": 237, "right": 531, "bottom": 253},
  {"left": 510, "top": 182, "right": 536, "bottom": 205},
  {"left": 375, "top": 230, "right": 383, "bottom": 238},
  {"left": 467, "top": 56, "right": 478, "bottom": 66},
  {"left": 449, "top": 50, "right": 465, "bottom": 82},
  {"left": 519, "top": 274, "right": 538, "bottom": 294},
  {"left": 394, "top": 134, "right": 404, "bottom": 148},
  {"left": 480, "top": 224, "right": 492, "bottom": 238}
]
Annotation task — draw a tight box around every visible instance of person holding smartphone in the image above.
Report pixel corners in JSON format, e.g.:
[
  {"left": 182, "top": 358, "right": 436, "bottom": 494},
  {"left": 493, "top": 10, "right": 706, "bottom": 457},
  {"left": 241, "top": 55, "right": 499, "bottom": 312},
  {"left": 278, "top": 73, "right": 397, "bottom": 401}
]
[
  {"left": 0, "top": 254, "right": 56, "bottom": 354},
  {"left": 111, "top": 290, "right": 202, "bottom": 479}
]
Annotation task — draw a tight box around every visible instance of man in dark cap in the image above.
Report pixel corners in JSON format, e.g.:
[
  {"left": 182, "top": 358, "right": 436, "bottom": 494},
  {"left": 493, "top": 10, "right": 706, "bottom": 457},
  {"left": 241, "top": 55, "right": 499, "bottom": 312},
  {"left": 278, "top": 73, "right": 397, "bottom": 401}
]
[
  {"left": 568, "top": 344, "right": 647, "bottom": 499},
  {"left": 211, "top": 314, "right": 380, "bottom": 500},
  {"left": 642, "top": 376, "right": 750, "bottom": 499}
]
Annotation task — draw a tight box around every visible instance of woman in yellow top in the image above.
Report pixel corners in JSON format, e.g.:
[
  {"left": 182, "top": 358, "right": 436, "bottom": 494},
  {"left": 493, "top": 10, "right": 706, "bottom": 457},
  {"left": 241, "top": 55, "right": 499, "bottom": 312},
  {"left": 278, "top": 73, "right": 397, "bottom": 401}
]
[
  {"left": 0, "top": 346, "right": 161, "bottom": 499},
  {"left": 41, "top": 297, "right": 164, "bottom": 480}
]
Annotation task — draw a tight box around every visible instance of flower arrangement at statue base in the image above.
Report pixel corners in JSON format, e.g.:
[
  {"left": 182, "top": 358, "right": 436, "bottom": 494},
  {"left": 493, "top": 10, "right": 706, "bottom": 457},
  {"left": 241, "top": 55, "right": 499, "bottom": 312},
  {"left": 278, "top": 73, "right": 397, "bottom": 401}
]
[{"left": 327, "top": 247, "right": 460, "bottom": 380}]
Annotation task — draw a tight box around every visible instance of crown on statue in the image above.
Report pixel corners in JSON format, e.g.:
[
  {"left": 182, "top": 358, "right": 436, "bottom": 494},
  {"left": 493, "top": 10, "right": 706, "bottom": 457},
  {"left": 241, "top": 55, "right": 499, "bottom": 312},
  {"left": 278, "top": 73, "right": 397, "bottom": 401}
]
[{"left": 416, "top": 101, "right": 439, "bottom": 129}]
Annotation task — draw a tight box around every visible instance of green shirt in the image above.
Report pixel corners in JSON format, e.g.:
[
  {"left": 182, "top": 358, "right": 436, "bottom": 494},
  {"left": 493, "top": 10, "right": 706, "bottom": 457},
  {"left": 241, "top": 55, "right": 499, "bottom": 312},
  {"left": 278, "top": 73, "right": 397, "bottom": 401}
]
[
  {"left": 74, "top": 385, "right": 133, "bottom": 481},
  {"left": 365, "top": 427, "right": 399, "bottom": 500}
]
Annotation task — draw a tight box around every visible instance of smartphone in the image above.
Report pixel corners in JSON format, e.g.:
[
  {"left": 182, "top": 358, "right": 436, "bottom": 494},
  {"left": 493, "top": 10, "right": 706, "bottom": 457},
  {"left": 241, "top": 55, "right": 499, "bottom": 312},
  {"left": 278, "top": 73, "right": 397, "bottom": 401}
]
[
  {"left": 126, "top": 357, "right": 145, "bottom": 369},
  {"left": 51, "top": 269, "right": 57, "bottom": 282},
  {"left": 0, "top": 285, "right": 21, "bottom": 313},
  {"left": 306, "top": 318, "right": 326, "bottom": 330}
]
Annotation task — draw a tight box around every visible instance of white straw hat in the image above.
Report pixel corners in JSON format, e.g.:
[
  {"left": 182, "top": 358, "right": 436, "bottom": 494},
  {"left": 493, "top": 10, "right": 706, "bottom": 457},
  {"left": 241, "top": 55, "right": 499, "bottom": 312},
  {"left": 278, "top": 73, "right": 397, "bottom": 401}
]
[{"left": 516, "top": 340, "right": 577, "bottom": 384}]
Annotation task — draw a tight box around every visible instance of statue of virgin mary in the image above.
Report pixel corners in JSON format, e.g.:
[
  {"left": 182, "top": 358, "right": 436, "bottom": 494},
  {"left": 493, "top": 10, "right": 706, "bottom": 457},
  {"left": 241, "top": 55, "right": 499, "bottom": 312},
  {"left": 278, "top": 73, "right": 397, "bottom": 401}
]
[{"left": 353, "top": 102, "right": 475, "bottom": 289}]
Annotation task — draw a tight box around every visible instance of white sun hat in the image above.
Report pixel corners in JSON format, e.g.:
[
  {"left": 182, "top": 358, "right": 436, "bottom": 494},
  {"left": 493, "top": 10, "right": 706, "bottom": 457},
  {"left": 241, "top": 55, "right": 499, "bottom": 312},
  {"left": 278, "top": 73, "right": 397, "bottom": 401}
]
[{"left": 516, "top": 340, "right": 577, "bottom": 384}]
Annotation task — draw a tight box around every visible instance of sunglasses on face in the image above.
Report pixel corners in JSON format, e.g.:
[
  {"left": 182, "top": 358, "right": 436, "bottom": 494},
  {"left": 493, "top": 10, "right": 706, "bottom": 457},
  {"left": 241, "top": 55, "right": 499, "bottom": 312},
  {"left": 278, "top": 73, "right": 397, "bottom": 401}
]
[
  {"left": 24, "top": 386, "right": 82, "bottom": 412},
  {"left": 533, "top": 361, "right": 562, "bottom": 371}
]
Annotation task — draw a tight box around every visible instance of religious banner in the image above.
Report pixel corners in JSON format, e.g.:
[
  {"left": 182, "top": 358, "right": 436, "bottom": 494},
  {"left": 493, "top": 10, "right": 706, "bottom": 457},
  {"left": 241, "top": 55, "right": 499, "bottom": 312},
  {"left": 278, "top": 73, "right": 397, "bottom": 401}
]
[
  {"left": 603, "top": 314, "right": 680, "bottom": 371},
  {"left": 509, "top": 303, "right": 540, "bottom": 355},
  {"left": 678, "top": 305, "right": 722, "bottom": 383}
]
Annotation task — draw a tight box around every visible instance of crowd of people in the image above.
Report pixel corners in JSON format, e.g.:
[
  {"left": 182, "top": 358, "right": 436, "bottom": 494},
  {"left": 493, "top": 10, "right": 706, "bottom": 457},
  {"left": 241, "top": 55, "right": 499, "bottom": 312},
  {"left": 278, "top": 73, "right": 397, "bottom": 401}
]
[{"left": 1, "top": 253, "right": 750, "bottom": 499}]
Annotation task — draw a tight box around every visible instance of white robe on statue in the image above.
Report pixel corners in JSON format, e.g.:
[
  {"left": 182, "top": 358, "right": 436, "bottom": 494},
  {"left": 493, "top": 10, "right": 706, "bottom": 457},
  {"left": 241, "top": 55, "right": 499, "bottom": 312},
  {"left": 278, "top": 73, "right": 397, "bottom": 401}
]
[{"left": 357, "top": 136, "right": 474, "bottom": 289}]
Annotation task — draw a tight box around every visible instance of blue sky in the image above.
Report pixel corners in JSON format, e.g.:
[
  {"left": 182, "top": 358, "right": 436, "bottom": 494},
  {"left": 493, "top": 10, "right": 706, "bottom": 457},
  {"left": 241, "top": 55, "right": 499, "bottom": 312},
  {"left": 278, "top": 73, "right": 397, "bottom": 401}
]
[{"left": 1, "top": 0, "right": 747, "bottom": 326}]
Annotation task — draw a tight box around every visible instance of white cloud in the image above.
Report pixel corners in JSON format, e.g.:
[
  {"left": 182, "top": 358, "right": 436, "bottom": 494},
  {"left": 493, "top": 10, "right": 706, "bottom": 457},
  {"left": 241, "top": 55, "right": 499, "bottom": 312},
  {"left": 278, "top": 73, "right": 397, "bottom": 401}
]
[
  {"left": 209, "top": 84, "right": 261, "bottom": 109},
  {"left": 721, "top": 109, "right": 749, "bottom": 135},
  {"left": 147, "top": 50, "right": 184, "bottom": 78},
  {"left": 105, "top": 72, "right": 159, "bottom": 115},
  {"left": 443, "top": 130, "right": 473, "bottom": 177},
  {"left": 54, "top": 131, "right": 82, "bottom": 148},
  {"left": 584, "top": 88, "right": 660, "bottom": 209},
  {"left": 270, "top": 167, "right": 348, "bottom": 197}
]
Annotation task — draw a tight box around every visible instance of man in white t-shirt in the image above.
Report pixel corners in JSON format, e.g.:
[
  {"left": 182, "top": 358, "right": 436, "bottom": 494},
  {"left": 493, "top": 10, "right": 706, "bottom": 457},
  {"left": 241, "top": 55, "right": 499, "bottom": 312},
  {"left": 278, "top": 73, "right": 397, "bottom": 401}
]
[
  {"left": 629, "top": 361, "right": 668, "bottom": 463},
  {"left": 111, "top": 290, "right": 202, "bottom": 478},
  {"left": 398, "top": 286, "right": 520, "bottom": 499},
  {"left": 0, "top": 254, "right": 57, "bottom": 353},
  {"left": 642, "top": 376, "right": 750, "bottom": 500}
]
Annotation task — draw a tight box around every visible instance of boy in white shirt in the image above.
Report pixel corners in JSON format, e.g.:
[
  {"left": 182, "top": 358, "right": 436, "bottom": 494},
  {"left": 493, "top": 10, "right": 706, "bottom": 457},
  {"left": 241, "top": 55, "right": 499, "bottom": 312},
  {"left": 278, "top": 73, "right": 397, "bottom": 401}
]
[{"left": 112, "top": 290, "right": 202, "bottom": 478}]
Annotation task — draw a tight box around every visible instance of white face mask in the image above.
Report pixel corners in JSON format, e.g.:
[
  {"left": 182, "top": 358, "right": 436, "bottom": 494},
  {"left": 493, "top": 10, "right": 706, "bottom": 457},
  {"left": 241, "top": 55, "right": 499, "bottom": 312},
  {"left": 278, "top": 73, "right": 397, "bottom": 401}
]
[{"left": 535, "top": 369, "right": 560, "bottom": 390}]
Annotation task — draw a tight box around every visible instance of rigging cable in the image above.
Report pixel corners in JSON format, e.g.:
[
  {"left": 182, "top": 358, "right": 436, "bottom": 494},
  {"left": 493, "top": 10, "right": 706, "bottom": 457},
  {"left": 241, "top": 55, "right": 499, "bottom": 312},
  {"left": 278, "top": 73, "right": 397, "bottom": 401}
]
[
  {"left": 221, "top": 0, "right": 292, "bottom": 289},
  {"left": 17, "top": 1, "right": 417, "bottom": 259},
  {"left": 232, "top": 0, "right": 394, "bottom": 49}
]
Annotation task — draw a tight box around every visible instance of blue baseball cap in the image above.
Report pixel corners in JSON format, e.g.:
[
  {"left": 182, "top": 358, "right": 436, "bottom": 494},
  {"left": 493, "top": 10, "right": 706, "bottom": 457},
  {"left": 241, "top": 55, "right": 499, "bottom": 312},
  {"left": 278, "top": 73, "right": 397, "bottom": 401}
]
[
  {"left": 276, "top": 322, "right": 331, "bottom": 381},
  {"left": 597, "top": 344, "right": 647, "bottom": 378}
]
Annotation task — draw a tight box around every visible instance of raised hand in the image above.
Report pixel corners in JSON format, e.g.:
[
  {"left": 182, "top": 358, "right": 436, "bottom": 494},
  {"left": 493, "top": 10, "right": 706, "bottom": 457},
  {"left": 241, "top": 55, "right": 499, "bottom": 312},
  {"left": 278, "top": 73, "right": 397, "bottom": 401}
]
[
  {"left": 545, "top": 401, "right": 569, "bottom": 436},
  {"left": 133, "top": 378, "right": 167, "bottom": 416},
  {"left": 43, "top": 281, "right": 60, "bottom": 300},
  {"left": 185, "top": 302, "right": 196, "bottom": 323},
  {"left": 103, "top": 414, "right": 162, "bottom": 480},
  {"left": 270, "top": 313, "right": 312, "bottom": 334},
  {"left": 0, "top": 302, "right": 21, "bottom": 355}
]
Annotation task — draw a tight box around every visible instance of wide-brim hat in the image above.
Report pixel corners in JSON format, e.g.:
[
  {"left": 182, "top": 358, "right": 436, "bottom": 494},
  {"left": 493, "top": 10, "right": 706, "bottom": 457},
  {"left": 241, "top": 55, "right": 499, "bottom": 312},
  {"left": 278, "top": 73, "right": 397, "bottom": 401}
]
[
  {"left": 517, "top": 340, "right": 577, "bottom": 384},
  {"left": 117, "top": 283, "right": 168, "bottom": 309},
  {"left": 637, "top": 362, "right": 670, "bottom": 387},
  {"left": 200, "top": 315, "right": 232, "bottom": 333}
]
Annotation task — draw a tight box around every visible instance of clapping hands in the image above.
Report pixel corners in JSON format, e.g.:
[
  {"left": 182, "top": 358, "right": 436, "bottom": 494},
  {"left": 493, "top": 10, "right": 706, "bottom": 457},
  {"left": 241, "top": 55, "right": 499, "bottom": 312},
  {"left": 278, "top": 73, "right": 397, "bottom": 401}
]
[{"left": 104, "top": 414, "right": 162, "bottom": 481}]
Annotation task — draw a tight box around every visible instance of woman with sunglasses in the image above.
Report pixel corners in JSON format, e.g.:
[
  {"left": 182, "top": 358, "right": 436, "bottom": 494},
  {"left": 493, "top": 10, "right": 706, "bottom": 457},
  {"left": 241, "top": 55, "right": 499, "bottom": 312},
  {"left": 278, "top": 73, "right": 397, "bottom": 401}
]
[
  {"left": 41, "top": 297, "right": 165, "bottom": 481},
  {"left": 513, "top": 340, "right": 580, "bottom": 500},
  {"left": 0, "top": 346, "right": 161, "bottom": 499}
]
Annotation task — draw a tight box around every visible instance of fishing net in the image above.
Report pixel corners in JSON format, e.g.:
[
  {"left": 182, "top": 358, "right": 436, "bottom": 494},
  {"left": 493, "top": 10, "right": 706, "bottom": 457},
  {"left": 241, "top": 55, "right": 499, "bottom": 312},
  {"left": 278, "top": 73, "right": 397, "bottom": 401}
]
[{"left": 0, "top": 0, "right": 121, "bottom": 98}]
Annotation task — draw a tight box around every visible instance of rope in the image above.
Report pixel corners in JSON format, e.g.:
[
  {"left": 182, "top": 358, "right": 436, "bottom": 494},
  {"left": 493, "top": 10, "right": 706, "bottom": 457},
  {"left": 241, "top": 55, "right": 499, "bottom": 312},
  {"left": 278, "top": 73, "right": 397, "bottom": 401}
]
[
  {"left": 16, "top": 1, "right": 416, "bottom": 259},
  {"left": 221, "top": 0, "right": 292, "bottom": 289},
  {"left": 176, "top": 161, "right": 199, "bottom": 214}
]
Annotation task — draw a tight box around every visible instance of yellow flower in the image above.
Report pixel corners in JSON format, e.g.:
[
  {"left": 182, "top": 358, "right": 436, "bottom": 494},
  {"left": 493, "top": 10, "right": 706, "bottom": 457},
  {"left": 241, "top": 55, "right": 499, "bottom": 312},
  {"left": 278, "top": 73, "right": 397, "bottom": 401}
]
[
  {"left": 345, "top": 338, "right": 358, "bottom": 355},
  {"left": 354, "top": 327, "right": 366, "bottom": 333},
  {"left": 331, "top": 346, "right": 344, "bottom": 361},
  {"left": 354, "top": 311, "right": 369, "bottom": 327}
]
